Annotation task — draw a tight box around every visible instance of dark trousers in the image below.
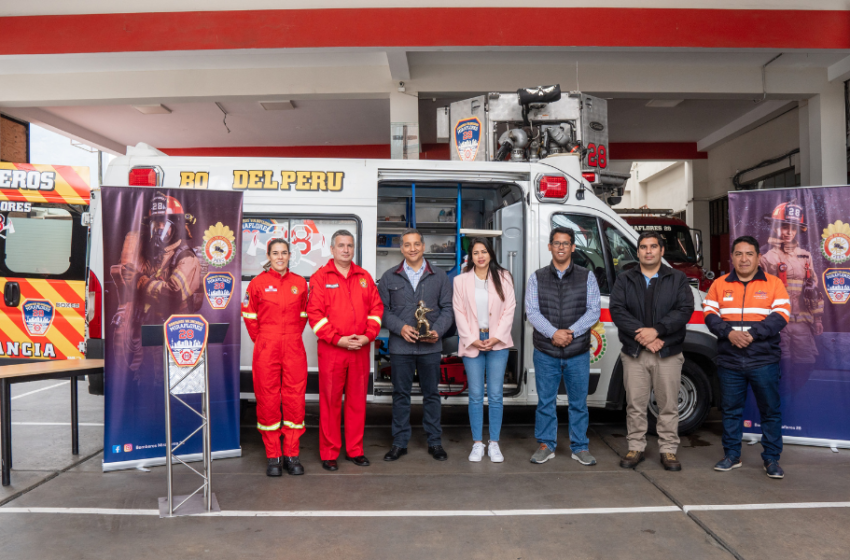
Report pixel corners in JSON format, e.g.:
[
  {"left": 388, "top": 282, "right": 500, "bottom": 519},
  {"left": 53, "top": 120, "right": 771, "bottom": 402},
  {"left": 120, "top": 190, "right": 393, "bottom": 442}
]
[
  {"left": 718, "top": 363, "right": 783, "bottom": 462},
  {"left": 391, "top": 352, "right": 443, "bottom": 448}
]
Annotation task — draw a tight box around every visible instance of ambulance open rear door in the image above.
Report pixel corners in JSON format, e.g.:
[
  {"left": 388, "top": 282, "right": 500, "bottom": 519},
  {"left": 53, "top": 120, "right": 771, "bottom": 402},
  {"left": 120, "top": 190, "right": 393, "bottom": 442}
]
[{"left": 0, "top": 164, "right": 91, "bottom": 362}]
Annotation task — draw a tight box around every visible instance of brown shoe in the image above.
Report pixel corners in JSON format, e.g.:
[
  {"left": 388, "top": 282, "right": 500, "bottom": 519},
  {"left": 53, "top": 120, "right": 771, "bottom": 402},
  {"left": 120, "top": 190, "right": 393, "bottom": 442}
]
[
  {"left": 660, "top": 453, "right": 682, "bottom": 471},
  {"left": 619, "top": 450, "right": 645, "bottom": 469}
]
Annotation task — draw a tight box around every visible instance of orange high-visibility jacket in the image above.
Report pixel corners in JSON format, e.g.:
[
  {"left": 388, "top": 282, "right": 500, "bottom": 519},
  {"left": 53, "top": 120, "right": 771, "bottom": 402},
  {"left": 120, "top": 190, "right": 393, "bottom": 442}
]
[{"left": 702, "top": 267, "right": 790, "bottom": 369}]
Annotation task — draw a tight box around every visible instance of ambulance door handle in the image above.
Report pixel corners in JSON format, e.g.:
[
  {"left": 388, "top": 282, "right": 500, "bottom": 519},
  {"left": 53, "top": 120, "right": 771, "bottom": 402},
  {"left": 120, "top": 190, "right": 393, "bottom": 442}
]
[{"left": 4, "top": 281, "right": 20, "bottom": 308}]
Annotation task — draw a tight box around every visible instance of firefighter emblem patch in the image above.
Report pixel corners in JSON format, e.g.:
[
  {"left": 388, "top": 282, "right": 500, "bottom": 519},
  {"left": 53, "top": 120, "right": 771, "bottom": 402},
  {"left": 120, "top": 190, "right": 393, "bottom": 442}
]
[
  {"left": 823, "top": 269, "right": 850, "bottom": 304},
  {"left": 21, "top": 299, "right": 54, "bottom": 337},
  {"left": 723, "top": 290, "right": 734, "bottom": 302},
  {"left": 589, "top": 322, "right": 607, "bottom": 364},
  {"left": 821, "top": 220, "right": 850, "bottom": 264},
  {"left": 204, "top": 272, "right": 234, "bottom": 310},
  {"left": 291, "top": 286, "right": 298, "bottom": 294},
  {"left": 203, "top": 222, "right": 236, "bottom": 267},
  {"left": 455, "top": 117, "right": 481, "bottom": 162},
  {"left": 359, "top": 278, "right": 367, "bottom": 288}
]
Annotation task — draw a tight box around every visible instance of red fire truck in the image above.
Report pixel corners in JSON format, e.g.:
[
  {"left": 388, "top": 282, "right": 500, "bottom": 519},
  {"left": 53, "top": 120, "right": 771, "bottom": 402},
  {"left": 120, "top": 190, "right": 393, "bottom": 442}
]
[{"left": 617, "top": 209, "right": 715, "bottom": 292}]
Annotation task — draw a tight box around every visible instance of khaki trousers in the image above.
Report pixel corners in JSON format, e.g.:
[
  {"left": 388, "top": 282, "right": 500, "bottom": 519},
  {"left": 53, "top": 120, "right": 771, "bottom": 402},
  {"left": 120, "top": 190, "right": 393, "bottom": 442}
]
[{"left": 621, "top": 351, "right": 684, "bottom": 454}]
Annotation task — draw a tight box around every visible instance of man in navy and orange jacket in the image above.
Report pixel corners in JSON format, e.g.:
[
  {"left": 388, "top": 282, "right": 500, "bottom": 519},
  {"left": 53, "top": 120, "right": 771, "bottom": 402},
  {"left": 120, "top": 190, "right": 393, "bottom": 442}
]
[
  {"left": 703, "top": 235, "right": 790, "bottom": 479},
  {"left": 307, "top": 230, "right": 383, "bottom": 471}
]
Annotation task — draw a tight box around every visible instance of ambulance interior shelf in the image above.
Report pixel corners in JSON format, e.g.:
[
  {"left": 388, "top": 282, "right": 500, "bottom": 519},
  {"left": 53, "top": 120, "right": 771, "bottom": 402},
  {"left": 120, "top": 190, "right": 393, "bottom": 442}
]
[{"left": 373, "top": 182, "right": 525, "bottom": 397}]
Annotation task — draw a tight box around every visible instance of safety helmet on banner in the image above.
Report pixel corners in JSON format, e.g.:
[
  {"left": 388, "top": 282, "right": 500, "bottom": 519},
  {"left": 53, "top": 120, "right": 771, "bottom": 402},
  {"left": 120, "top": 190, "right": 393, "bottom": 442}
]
[
  {"left": 149, "top": 192, "right": 189, "bottom": 248},
  {"left": 767, "top": 199, "right": 807, "bottom": 232}
]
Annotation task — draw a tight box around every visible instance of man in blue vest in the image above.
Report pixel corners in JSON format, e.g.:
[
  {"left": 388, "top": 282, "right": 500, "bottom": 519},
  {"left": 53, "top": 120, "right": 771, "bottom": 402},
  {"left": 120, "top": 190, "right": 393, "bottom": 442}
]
[{"left": 526, "top": 226, "right": 601, "bottom": 466}]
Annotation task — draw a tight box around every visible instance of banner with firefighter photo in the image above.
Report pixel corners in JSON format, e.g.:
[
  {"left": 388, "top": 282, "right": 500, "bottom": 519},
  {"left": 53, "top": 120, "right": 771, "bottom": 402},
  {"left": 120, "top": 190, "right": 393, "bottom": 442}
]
[
  {"left": 101, "top": 187, "right": 243, "bottom": 469},
  {"left": 729, "top": 186, "right": 850, "bottom": 446}
]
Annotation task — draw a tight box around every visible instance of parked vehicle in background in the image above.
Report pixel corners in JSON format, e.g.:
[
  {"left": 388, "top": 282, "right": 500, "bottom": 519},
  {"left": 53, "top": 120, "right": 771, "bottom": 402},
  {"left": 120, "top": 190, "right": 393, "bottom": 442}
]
[{"left": 618, "top": 209, "right": 715, "bottom": 292}]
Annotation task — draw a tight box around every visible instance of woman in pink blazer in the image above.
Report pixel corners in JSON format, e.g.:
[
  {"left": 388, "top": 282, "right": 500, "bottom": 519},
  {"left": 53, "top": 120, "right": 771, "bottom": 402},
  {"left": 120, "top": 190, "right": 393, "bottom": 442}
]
[{"left": 452, "top": 238, "right": 516, "bottom": 463}]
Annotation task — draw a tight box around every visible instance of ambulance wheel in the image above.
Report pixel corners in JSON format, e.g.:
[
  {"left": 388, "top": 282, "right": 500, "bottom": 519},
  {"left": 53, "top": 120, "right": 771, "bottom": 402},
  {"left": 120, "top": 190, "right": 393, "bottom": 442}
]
[{"left": 646, "top": 358, "right": 711, "bottom": 436}]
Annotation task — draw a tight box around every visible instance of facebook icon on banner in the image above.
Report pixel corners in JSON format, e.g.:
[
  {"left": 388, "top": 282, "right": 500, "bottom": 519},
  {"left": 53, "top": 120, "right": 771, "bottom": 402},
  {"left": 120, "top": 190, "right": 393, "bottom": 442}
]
[{"left": 112, "top": 445, "right": 121, "bottom": 454}]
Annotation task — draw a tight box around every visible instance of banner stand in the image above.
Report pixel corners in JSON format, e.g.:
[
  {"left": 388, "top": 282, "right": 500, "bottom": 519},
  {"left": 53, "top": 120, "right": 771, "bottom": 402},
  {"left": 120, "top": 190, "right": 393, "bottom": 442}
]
[{"left": 142, "top": 321, "right": 229, "bottom": 518}]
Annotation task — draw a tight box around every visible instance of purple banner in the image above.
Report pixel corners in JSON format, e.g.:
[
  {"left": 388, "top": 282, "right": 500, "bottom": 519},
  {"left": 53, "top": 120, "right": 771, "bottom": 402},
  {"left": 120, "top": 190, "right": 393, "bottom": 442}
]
[
  {"left": 101, "top": 187, "right": 243, "bottom": 468},
  {"left": 729, "top": 186, "right": 850, "bottom": 444}
]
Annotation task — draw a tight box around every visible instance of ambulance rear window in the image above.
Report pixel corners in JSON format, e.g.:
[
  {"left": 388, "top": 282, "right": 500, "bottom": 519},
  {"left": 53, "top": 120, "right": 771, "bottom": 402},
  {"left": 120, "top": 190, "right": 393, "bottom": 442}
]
[{"left": 5, "top": 207, "right": 73, "bottom": 275}]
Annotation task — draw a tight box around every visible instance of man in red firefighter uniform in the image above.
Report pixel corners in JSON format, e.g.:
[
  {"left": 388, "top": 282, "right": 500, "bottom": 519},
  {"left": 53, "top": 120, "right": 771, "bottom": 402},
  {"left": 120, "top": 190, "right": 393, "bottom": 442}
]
[
  {"left": 242, "top": 239, "right": 309, "bottom": 476},
  {"left": 759, "top": 200, "right": 823, "bottom": 392},
  {"left": 307, "top": 230, "right": 384, "bottom": 471}
]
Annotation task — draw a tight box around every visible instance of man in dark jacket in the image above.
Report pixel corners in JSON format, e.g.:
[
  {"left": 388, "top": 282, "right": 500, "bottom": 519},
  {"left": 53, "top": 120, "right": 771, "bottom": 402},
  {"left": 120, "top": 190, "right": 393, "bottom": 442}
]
[
  {"left": 378, "top": 229, "right": 453, "bottom": 462},
  {"left": 610, "top": 231, "right": 694, "bottom": 471}
]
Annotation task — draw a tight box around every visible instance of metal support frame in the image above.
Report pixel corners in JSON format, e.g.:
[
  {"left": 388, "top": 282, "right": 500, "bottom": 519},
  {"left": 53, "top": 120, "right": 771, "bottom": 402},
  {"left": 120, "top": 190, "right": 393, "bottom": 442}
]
[{"left": 162, "top": 348, "right": 212, "bottom": 517}]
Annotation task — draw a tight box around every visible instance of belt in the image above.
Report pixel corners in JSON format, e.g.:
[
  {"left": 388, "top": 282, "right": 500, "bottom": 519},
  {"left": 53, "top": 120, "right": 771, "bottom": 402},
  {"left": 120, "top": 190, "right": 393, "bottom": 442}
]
[{"left": 479, "top": 328, "right": 489, "bottom": 333}]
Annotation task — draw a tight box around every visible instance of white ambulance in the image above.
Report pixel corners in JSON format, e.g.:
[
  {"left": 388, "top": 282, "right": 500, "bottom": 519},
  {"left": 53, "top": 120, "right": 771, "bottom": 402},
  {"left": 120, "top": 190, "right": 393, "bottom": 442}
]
[{"left": 93, "top": 142, "right": 717, "bottom": 434}]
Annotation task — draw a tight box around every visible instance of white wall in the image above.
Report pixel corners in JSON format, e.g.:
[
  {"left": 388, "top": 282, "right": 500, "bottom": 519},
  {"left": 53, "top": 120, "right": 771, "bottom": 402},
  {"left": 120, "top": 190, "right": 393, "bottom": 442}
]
[
  {"left": 705, "top": 107, "right": 799, "bottom": 200},
  {"left": 614, "top": 161, "right": 688, "bottom": 213}
]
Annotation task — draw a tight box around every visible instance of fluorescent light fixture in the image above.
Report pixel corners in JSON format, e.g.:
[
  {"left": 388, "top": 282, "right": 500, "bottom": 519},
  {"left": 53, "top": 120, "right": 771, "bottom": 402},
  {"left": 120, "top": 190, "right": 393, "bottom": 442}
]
[
  {"left": 132, "top": 104, "right": 172, "bottom": 114},
  {"left": 260, "top": 101, "right": 295, "bottom": 111},
  {"left": 646, "top": 99, "right": 684, "bottom": 108}
]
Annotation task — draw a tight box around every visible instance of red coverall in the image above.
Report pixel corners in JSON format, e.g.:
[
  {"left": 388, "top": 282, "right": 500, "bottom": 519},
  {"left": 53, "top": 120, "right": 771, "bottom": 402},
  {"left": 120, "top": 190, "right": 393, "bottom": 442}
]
[
  {"left": 307, "top": 259, "right": 383, "bottom": 460},
  {"left": 242, "top": 268, "right": 309, "bottom": 458}
]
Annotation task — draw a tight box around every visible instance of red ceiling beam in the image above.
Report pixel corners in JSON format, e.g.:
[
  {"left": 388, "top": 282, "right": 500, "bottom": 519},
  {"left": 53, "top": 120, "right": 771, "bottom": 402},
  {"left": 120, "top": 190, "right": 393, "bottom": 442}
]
[
  {"left": 608, "top": 142, "right": 707, "bottom": 160},
  {"left": 3, "top": 9, "right": 850, "bottom": 55},
  {"left": 160, "top": 142, "right": 703, "bottom": 160},
  {"left": 160, "top": 145, "right": 391, "bottom": 158}
]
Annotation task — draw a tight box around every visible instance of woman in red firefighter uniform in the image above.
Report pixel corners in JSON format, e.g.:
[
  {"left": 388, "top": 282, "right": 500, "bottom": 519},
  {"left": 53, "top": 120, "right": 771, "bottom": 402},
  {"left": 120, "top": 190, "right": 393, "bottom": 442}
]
[
  {"left": 242, "top": 239, "right": 309, "bottom": 477},
  {"left": 307, "top": 230, "right": 384, "bottom": 471}
]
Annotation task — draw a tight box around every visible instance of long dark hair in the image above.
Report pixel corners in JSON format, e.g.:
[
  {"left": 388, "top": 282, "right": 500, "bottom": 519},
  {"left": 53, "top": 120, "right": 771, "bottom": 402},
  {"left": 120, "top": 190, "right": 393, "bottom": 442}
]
[{"left": 464, "top": 237, "right": 511, "bottom": 302}]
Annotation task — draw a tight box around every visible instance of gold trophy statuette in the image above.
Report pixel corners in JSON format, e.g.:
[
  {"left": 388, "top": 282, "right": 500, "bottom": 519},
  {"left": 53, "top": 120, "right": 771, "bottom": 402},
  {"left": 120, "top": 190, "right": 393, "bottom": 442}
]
[{"left": 414, "top": 300, "right": 437, "bottom": 340}]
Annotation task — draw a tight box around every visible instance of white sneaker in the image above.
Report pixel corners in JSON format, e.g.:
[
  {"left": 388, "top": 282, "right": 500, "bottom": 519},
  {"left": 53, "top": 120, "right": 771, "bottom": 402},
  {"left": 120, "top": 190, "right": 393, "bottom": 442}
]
[
  {"left": 468, "top": 442, "right": 486, "bottom": 462},
  {"left": 488, "top": 441, "right": 504, "bottom": 463}
]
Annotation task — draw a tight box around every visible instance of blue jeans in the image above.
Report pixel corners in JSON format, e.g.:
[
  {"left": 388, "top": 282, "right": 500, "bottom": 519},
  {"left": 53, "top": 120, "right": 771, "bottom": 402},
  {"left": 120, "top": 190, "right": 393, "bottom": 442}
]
[
  {"left": 462, "top": 331, "right": 509, "bottom": 442},
  {"left": 533, "top": 350, "right": 590, "bottom": 453},
  {"left": 718, "top": 363, "right": 782, "bottom": 462}
]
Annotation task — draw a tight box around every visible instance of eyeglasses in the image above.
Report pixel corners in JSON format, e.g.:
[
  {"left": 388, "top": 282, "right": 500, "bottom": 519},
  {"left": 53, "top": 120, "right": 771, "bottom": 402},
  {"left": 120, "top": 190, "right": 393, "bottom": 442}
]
[{"left": 551, "top": 241, "right": 572, "bottom": 248}]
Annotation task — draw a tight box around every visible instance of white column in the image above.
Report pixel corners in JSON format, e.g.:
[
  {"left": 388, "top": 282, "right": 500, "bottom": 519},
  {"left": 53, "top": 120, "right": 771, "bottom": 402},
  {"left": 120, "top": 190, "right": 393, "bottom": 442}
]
[
  {"left": 688, "top": 159, "right": 711, "bottom": 270},
  {"left": 806, "top": 82, "right": 848, "bottom": 186},
  {"left": 798, "top": 100, "right": 811, "bottom": 186},
  {"left": 390, "top": 91, "right": 420, "bottom": 160}
]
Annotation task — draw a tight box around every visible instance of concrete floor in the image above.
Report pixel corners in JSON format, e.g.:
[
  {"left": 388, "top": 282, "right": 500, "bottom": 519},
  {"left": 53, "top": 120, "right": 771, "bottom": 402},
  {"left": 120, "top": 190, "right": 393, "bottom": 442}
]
[{"left": 1, "top": 380, "right": 849, "bottom": 560}]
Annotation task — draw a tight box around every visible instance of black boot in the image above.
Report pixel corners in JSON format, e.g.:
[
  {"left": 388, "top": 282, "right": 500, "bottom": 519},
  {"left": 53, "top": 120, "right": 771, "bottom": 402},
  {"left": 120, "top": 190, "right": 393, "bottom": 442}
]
[
  {"left": 266, "top": 457, "right": 283, "bottom": 477},
  {"left": 283, "top": 456, "right": 305, "bottom": 475}
]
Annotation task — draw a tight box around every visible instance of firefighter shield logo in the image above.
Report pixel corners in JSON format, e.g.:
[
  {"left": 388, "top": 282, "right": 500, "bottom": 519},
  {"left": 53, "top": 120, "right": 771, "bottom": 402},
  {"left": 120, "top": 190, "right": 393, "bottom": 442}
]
[
  {"left": 203, "top": 222, "right": 236, "bottom": 267},
  {"left": 22, "top": 300, "right": 54, "bottom": 337},
  {"left": 821, "top": 220, "right": 850, "bottom": 264},
  {"left": 204, "top": 272, "right": 234, "bottom": 310},
  {"left": 589, "top": 322, "right": 607, "bottom": 364},
  {"left": 455, "top": 117, "right": 481, "bottom": 162},
  {"left": 164, "top": 314, "right": 209, "bottom": 368},
  {"left": 823, "top": 269, "right": 850, "bottom": 304}
]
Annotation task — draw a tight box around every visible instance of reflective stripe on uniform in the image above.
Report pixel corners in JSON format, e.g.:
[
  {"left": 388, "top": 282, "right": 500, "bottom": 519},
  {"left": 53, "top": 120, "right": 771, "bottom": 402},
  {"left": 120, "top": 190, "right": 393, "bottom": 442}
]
[
  {"left": 300, "top": 312, "right": 308, "bottom": 318},
  {"left": 283, "top": 420, "right": 305, "bottom": 430},
  {"left": 312, "top": 317, "right": 329, "bottom": 333},
  {"left": 367, "top": 315, "right": 382, "bottom": 326},
  {"left": 257, "top": 421, "right": 281, "bottom": 431},
  {"left": 720, "top": 307, "right": 770, "bottom": 316},
  {"left": 242, "top": 312, "right": 257, "bottom": 319},
  {"left": 772, "top": 299, "right": 790, "bottom": 307},
  {"left": 703, "top": 299, "right": 719, "bottom": 308},
  {"left": 772, "top": 308, "right": 790, "bottom": 317}
]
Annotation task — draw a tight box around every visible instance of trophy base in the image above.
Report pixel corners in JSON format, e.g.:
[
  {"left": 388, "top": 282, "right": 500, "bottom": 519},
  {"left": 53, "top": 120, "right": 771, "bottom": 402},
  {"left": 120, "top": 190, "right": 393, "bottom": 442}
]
[{"left": 417, "top": 333, "right": 438, "bottom": 341}]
